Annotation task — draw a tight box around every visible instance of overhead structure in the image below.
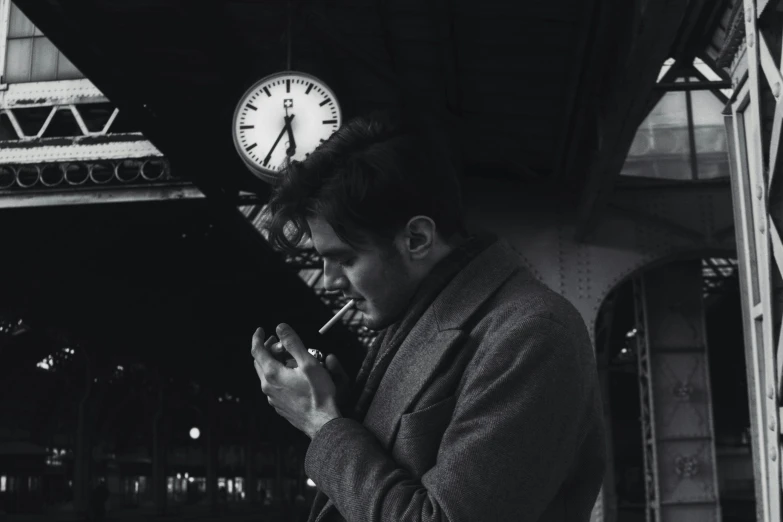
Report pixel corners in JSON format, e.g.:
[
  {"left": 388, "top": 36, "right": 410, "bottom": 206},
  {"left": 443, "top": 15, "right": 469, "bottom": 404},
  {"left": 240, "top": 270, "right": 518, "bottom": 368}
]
[
  {"left": 714, "top": 1, "right": 783, "bottom": 521},
  {"left": 7, "top": 1, "right": 722, "bottom": 207}
]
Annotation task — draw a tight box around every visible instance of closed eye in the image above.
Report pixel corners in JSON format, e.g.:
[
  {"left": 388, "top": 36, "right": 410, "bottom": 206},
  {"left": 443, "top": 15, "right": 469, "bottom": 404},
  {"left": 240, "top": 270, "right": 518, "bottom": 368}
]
[{"left": 339, "top": 257, "right": 356, "bottom": 268}]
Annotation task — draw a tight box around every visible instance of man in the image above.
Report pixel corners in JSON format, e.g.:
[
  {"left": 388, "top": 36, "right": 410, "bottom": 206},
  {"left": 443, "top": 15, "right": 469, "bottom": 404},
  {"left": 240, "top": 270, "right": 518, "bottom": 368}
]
[{"left": 251, "top": 113, "right": 606, "bottom": 522}]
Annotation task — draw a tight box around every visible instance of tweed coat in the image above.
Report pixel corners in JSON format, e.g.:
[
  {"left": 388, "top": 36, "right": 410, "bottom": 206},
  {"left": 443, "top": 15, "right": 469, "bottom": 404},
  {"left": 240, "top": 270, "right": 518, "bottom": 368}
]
[{"left": 305, "top": 239, "right": 606, "bottom": 522}]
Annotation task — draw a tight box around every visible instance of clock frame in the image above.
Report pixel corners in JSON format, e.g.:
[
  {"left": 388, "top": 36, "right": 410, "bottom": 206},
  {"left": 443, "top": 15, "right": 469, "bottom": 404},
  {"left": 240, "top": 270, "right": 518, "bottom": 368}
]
[{"left": 232, "top": 71, "right": 342, "bottom": 184}]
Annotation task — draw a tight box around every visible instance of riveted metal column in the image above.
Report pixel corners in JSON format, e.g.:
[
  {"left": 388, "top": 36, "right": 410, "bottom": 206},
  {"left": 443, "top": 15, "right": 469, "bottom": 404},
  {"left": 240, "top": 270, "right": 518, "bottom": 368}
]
[
  {"left": 634, "top": 260, "right": 721, "bottom": 522},
  {"left": 722, "top": 2, "right": 783, "bottom": 520}
]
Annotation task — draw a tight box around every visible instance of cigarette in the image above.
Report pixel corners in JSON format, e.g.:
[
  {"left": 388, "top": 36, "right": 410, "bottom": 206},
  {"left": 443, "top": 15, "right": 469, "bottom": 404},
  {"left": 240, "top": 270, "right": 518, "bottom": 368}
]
[{"left": 319, "top": 299, "right": 356, "bottom": 334}]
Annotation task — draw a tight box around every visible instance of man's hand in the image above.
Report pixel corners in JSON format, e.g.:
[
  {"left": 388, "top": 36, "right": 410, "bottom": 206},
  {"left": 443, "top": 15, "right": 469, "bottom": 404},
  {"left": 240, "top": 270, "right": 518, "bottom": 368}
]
[{"left": 251, "top": 324, "right": 342, "bottom": 439}]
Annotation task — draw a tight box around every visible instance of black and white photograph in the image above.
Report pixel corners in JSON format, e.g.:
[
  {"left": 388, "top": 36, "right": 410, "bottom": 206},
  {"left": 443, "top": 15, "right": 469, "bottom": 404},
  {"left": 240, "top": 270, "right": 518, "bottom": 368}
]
[{"left": 0, "top": 1, "right": 770, "bottom": 522}]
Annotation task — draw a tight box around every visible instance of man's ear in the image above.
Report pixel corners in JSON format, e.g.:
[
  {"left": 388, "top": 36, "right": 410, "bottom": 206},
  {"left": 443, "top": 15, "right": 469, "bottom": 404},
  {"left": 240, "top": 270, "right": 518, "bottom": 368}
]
[{"left": 403, "top": 216, "right": 436, "bottom": 260}]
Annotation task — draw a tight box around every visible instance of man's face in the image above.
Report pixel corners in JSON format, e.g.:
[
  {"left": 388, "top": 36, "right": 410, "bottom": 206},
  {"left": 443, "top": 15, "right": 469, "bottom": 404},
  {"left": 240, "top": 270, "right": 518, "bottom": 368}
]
[{"left": 307, "top": 216, "right": 418, "bottom": 330}]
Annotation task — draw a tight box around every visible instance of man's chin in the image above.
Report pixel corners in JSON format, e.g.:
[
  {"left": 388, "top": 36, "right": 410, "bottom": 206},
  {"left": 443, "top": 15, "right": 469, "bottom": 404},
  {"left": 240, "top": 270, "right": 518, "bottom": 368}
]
[
  {"left": 361, "top": 312, "right": 384, "bottom": 331},
  {"left": 362, "top": 313, "right": 395, "bottom": 331}
]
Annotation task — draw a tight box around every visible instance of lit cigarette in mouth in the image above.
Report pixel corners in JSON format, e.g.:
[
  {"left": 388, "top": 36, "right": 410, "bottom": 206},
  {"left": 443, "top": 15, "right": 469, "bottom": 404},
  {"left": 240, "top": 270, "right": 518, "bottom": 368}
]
[{"left": 319, "top": 299, "right": 356, "bottom": 334}]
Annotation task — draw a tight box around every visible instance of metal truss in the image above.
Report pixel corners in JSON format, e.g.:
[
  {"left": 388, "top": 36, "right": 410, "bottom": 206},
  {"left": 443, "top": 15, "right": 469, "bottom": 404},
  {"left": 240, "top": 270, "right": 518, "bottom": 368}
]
[
  {"left": 0, "top": 80, "right": 134, "bottom": 141},
  {"left": 0, "top": 157, "right": 172, "bottom": 190},
  {"left": 723, "top": 3, "right": 783, "bottom": 521},
  {"left": 633, "top": 263, "right": 721, "bottom": 522},
  {"left": 0, "top": 79, "right": 106, "bottom": 107},
  {"left": 0, "top": 156, "right": 205, "bottom": 208},
  {"left": 0, "top": 87, "right": 160, "bottom": 165},
  {"left": 1, "top": 104, "right": 119, "bottom": 140},
  {"left": 634, "top": 277, "right": 661, "bottom": 522},
  {"left": 0, "top": 138, "right": 163, "bottom": 165},
  {"left": 0, "top": 79, "right": 201, "bottom": 206},
  {"left": 701, "top": 257, "right": 738, "bottom": 296}
]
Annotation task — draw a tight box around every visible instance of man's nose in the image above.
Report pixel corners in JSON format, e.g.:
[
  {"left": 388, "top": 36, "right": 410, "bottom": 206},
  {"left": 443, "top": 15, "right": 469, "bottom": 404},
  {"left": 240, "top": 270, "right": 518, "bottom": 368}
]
[{"left": 323, "top": 263, "right": 347, "bottom": 292}]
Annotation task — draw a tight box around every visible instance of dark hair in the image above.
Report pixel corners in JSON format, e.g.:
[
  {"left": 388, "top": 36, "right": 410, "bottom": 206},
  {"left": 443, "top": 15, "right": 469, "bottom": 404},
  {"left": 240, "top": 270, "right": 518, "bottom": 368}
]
[{"left": 265, "top": 111, "right": 466, "bottom": 253}]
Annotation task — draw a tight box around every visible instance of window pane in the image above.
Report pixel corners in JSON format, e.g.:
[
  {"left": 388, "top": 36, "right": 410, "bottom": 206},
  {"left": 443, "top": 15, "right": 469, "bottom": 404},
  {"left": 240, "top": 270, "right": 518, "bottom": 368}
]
[
  {"left": 30, "top": 37, "right": 58, "bottom": 81},
  {"left": 8, "top": 4, "right": 35, "bottom": 38},
  {"left": 692, "top": 91, "right": 728, "bottom": 151},
  {"left": 691, "top": 91, "right": 729, "bottom": 179},
  {"left": 4, "top": 38, "right": 33, "bottom": 83},
  {"left": 56, "top": 52, "right": 83, "bottom": 80},
  {"left": 622, "top": 91, "right": 693, "bottom": 180}
]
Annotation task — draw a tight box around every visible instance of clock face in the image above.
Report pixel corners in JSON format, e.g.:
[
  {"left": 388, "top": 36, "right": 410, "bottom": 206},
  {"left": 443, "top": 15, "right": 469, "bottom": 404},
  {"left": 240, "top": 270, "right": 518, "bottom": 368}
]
[{"left": 232, "top": 71, "right": 342, "bottom": 183}]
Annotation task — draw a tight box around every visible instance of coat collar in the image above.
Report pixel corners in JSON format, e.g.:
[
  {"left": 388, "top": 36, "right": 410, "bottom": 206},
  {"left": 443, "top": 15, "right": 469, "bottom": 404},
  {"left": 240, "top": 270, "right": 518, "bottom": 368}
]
[
  {"left": 362, "top": 239, "right": 522, "bottom": 447},
  {"left": 432, "top": 240, "right": 525, "bottom": 330}
]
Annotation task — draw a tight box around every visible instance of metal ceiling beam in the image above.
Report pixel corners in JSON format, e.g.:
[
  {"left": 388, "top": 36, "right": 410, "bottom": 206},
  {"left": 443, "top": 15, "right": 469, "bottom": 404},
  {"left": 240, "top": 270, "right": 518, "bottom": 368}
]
[
  {"left": 425, "top": 0, "right": 461, "bottom": 115},
  {"left": 698, "top": 51, "right": 732, "bottom": 83},
  {"left": 552, "top": 0, "right": 603, "bottom": 187},
  {"left": 300, "top": 3, "right": 461, "bottom": 129},
  {"left": 574, "top": 0, "right": 695, "bottom": 241},
  {"left": 653, "top": 80, "right": 732, "bottom": 91},
  {"left": 641, "top": 58, "right": 688, "bottom": 118}
]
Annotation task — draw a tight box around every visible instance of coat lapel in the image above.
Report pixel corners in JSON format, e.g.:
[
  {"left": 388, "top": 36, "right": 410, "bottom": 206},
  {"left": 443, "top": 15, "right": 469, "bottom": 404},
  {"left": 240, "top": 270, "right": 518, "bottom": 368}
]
[
  {"left": 362, "top": 240, "right": 522, "bottom": 448},
  {"left": 363, "top": 325, "right": 464, "bottom": 447},
  {"left": 313, "top": 496, "right": 334, "bottom": 522},
  {"left": 310, "top": 240, "right": 524, "bottom": 522}
]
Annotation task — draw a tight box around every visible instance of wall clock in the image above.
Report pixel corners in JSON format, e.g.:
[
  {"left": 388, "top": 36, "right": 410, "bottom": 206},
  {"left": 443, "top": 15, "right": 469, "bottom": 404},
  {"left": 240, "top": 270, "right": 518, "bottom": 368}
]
[{"left": 232, "top": 71, "right": 342, "bottom": 184}]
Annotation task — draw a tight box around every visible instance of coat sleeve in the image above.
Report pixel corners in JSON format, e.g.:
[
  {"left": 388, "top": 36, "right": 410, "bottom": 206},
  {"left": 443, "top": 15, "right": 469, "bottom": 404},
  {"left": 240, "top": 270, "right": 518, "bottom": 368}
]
[{"left": 304, "top": 314, "right": 594, "bottom": 522}]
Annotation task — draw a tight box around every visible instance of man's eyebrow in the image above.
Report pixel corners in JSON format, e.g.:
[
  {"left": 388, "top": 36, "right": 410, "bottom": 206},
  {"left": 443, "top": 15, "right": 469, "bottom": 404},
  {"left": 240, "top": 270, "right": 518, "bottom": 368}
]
[{"left": 318, "top": 247, "right": 353, "bottom": 259}]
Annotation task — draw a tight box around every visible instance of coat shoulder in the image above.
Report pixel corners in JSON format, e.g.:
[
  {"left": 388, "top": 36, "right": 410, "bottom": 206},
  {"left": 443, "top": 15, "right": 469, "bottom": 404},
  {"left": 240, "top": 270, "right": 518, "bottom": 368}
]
[{"left": 480, "top": 267, "right": 589, "bottom": 337}]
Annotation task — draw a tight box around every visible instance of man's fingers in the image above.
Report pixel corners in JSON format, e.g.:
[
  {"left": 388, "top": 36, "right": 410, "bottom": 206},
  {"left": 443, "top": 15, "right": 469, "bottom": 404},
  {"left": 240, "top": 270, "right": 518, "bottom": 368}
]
[
  {"left": 252, "top": 328, "right": 281, "bottom": 374},
  {"left": 276, "top": 323, "right": 309, "bottom": 366},
  {"left": 251, "top": 327, "right": 265, "bottom": 358},
  {"left": 265, "top": 336, "right": 287, "bottom": 360},
  {"left": 324, "top": 354, "right": 349, "bottom": 381},
  {"left": 254, "top": 360, "right": 276, "bottom": 395}
]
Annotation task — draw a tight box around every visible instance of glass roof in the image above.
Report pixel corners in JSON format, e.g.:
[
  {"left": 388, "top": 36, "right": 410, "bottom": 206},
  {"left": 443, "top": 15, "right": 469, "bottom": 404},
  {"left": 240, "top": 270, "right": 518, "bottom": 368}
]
[{"left": 622, "top": 58, "right": 730, "bottom": 182}]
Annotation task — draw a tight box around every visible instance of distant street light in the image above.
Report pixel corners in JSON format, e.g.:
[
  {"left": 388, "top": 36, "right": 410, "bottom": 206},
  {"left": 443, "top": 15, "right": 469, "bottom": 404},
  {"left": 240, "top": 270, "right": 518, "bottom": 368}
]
[{"left": 190, "top": 427, "right": 200, "bottom": 440}]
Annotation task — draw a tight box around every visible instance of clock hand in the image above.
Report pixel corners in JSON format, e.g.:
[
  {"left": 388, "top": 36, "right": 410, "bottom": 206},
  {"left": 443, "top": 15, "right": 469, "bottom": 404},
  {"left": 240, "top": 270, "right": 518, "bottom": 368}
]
[
  {"left": 263, "top": 114, "right": 296, "bottom": 167},
  {"left": 284, "top": 114, "right": 297, "bottom": 156}
]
